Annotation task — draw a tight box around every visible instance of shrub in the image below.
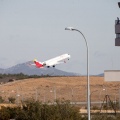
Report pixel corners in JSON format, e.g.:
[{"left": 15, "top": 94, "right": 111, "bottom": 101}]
[
  {"left": 1, "top": 99, "right": 80, "bottom": 120},
  {"left": 1, "top": 99, "right": 120, "bottom": 120},
  {"left": 8, "top": 97, "right": 16, "bottom": 103},
  {"left": 0, "top": 106, "right": 10, "bottom": 120},
  {"left": 91, "top": 105, "right": 99, "bottom": 110},
  {"left": 0, "top": 96, "right": 4, "bottom": 103},
  {"left": 15, "top": 99, "right": 82, "bottom": 120}
]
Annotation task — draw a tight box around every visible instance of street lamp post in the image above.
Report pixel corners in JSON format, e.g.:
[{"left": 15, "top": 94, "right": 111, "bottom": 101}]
[{"left": 65, "top": 27, "right": 90, "bottom": 120}]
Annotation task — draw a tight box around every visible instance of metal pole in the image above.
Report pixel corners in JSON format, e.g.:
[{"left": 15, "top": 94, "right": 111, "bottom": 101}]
[
  {"left": 65, "top": 27, "right": 90, "bottom": 120},
  {"left": 35, "top": 88, "right": 38, "bottom": 101},
  {"left": 44, "top": 88, "right": 46, "bottom": 103},
  {"left": 70, "top": 87, "right": 74, "bottom": 105},
  {"left": 73, "top": 29, "right": 90, "bottom": 120},
  {"left": 119, "top": 89, "right": 120, "bottom": 110},
  {"left": 99, "top": 89, "right": 105, "bottom": 107},
  {"left": 54, "top": 86, "right": 56, "bottom": 103}
]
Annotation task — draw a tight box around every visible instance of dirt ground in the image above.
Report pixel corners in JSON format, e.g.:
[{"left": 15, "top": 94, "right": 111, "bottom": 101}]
[{"left": 0, "top": 76, "right": 120, "bottom": 106}]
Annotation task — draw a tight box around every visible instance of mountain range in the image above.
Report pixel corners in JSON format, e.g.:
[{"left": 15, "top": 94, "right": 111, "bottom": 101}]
[{"left": 0, "top": 62, "right": 79, "bottom": 76}]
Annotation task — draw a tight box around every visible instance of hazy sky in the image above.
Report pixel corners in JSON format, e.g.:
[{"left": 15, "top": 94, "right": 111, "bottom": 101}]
[{"left": 0, "top": 0, "right": 120, "bottom": 75}]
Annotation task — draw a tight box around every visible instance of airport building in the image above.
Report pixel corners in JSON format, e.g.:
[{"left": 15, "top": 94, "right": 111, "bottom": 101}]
[{"left": 104, "top": 70, "right": 120, "bottom": 81}]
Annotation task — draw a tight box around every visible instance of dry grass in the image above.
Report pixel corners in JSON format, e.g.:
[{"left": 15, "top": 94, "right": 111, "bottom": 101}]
[{"left": 0, "top": 76, "right": 120, "bottom": 105}]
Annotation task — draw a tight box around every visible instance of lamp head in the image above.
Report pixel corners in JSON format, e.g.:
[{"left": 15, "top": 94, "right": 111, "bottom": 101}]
[
  {"left": 118, "top": 2, "right": 120, "bottom": 8},
  {"left": 65, "top": 27, "right": 74, "bottom": 31}
]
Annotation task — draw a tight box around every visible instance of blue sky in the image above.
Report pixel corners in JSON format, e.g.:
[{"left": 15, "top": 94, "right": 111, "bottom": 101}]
[{"left": 0, "top": 0, "right": 120, "bottom": 75}]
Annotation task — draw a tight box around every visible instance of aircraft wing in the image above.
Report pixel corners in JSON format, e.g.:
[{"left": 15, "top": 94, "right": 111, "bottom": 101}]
[
  {"left": 44, "top": 57, "right": 69, "bottom": 67},
  {"left": 46, "top": 61, "right": 63, "bottom": 66},
  {"left": 45, "top": 61, "right": 59, "bottom": 67}
]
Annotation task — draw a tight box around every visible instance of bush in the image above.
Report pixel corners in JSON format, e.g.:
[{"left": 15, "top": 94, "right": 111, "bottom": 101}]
[
  {"left": 0, "top": 99, "right": 82, "bottom": 120},
  {"left": 15, "top": 99, "right": 82, "bottom": 120},
  {"left": 0, "top": 96, "right": 4, "bottom": 103},
  {"left": 8, "top": 97, "right": 16, "bottom": 103},
  {"left": 0, "top": 99, "right": 120, "bottom": 120},
  {"left": 0, "top": 106, "right": 10, "bottom": 120},
  {"left": 91, "top": 105, "right": 99, "bottom": 110}
]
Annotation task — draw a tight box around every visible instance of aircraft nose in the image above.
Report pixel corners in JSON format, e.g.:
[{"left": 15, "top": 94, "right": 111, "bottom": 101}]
[{"left": 68, "top": 54, "right": 71, "bottom": 58}]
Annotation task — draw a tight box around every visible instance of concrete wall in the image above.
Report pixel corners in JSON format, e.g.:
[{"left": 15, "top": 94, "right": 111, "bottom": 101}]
[{"left": 104, "top": 70, "right": 120, "bottom": 81}]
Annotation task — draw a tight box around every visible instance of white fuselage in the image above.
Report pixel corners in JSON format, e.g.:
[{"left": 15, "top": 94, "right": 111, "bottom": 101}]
[{"left": 43, "top": 53, "right": 70, "bottom": 67}]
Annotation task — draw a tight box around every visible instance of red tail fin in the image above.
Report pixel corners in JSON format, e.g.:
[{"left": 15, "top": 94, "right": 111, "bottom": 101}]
[{"left": 34, "top": 59, "right": 43, "bottom": 68}]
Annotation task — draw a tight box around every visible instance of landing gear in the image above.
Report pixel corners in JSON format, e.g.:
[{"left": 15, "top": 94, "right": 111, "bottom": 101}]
[{"left": 47, "top": 65, "right": 55, "bottom": 68}]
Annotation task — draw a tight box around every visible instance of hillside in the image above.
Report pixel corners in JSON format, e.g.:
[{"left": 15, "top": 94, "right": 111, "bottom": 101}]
[
  {"left": 0, "top": 62, "right": 79, "bottom": 76},
  {"left": 0, "top": 76, "right": 120, "bottom": 105}
]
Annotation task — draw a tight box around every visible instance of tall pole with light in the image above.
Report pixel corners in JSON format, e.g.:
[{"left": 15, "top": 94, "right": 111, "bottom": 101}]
[{"left": 65, "top": 27, "right": 90, "bottom": 120}]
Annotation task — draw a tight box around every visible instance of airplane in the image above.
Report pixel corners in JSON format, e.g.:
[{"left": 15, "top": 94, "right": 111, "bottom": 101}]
[{"left": 30, "top": 53, "right": 71, "bottom": 68}]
